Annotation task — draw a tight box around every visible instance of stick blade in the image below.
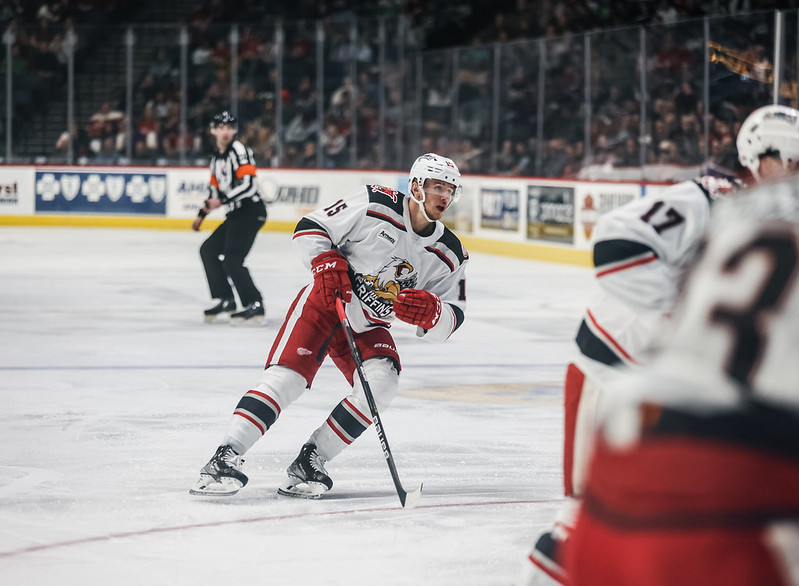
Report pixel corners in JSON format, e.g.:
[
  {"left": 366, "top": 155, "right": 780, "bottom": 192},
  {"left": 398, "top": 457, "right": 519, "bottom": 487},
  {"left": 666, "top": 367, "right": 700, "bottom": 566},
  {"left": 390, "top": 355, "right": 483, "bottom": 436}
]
[{"left": 400, "top": 483, "right": 423, "bottom": 509}]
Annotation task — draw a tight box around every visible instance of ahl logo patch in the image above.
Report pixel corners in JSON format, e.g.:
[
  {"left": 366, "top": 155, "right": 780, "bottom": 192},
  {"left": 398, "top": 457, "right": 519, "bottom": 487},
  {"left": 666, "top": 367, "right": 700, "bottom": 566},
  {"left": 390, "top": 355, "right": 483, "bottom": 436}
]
[{"left": 370, "top": 184, "right": 399, "bottom": 203}]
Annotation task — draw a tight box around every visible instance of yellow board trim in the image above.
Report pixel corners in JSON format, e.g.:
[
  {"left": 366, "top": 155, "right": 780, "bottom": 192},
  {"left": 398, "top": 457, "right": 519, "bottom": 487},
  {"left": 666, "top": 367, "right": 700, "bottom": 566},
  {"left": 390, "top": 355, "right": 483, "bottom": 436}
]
[
  {"left": 460, "top": 235, "right": 591, "bottom": 267},
  {"left": 0, "top": 215, "right": 591, "bottom": 266},
  {"left": 0, "top": 215, "right": 296, "bottom": 233}
]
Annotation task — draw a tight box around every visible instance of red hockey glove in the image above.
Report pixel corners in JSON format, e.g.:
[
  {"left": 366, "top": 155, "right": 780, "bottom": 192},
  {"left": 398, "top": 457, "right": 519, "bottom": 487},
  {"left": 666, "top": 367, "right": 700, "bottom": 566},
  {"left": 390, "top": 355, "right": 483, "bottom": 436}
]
[
  {"left": 394, "top": 289, "right": 442, "bottom": 330},
  {"left": 311, "top": 250, "right": 352, "bottom": 305}
]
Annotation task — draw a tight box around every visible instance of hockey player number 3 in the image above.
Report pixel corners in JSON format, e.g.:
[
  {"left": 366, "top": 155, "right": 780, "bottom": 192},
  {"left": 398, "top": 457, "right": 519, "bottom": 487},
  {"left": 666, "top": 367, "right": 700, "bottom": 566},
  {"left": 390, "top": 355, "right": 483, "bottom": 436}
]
[{"left": 710, "top": 230, "right": 799, "bottom": 387}]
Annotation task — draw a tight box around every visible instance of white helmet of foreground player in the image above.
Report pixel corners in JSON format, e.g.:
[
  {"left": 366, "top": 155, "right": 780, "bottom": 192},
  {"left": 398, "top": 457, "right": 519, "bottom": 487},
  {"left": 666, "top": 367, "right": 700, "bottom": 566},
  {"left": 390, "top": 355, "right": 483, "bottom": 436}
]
[
  {"left": 408, "top": 153, "right": 462, "bottom": 222},
  {"left": 737, "top": 104, "right": 799, "bottom": 181}
]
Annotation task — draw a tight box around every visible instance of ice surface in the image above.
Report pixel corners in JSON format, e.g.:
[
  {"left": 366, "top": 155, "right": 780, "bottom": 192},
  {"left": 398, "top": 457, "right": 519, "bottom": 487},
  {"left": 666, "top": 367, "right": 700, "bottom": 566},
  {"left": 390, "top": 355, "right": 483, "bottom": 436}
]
[{"left": 0, "top": 226, "right": 595, "bottom": 585}]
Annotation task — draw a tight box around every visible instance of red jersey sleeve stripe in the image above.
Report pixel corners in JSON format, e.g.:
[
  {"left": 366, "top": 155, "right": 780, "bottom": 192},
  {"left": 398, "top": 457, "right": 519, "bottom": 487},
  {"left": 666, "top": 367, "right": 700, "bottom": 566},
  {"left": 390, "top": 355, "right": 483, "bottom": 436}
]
[
  {"left": 425, "top": 246, "right": 455, "bottom": 271},
  {"left": 292, "top": 230, "right": 331, "bottom": 240},
  {"left": 596, "top": 253, "right": 657, "bottom": 278},
  {"left": 366, "top": 210, "right": 406, "bottom": 231},
  {"left": 586, "top": 308, "right": 637, "bottom": 363}
]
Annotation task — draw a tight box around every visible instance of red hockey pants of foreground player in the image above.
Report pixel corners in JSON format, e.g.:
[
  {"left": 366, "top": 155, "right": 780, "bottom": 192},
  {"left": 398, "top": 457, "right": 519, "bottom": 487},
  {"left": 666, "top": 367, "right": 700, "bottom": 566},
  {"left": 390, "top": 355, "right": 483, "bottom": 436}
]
[{"left": 566, "top": 435, "right": 799, "bottom": 586}]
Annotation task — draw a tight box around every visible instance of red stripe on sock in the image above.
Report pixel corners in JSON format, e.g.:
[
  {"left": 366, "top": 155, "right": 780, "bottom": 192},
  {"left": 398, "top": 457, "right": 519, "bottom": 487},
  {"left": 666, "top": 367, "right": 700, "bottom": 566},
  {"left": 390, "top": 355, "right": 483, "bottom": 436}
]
[
  {"left": 326, "top": 418, "right": 353, "bottom": 444},
  {"left": 234, "top": 411, "right": 265, "bottom": 435},
  {"left": 248, "top": 390, "right": 281, "bottom": 415},
  {"left": 344, "top": 398, "right": 372, "bottom": 426}
]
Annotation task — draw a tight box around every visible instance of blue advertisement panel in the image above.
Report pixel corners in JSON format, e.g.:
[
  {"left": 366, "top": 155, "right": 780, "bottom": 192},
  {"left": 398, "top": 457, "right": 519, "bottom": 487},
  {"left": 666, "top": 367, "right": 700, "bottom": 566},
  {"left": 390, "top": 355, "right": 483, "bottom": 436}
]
[
  {"left": 480, "top": 188, "right": 519, "bottom": 231},
  {"left": 35, "top": 171, "right": 167, "bottom": 215}
]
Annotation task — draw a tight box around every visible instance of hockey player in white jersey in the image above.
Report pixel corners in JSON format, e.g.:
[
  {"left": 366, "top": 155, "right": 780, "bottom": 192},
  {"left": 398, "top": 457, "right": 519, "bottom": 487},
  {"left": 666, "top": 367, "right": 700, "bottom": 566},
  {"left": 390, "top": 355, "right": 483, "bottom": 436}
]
[
  {"left": 568, "top": 172, "right": 799, "bottom": 586},
  {"left": 190, "top": 153, "right": 468, "bottom": 498},
  {"left": 517, "top": 104, "right": 799, "bottom": 585}
]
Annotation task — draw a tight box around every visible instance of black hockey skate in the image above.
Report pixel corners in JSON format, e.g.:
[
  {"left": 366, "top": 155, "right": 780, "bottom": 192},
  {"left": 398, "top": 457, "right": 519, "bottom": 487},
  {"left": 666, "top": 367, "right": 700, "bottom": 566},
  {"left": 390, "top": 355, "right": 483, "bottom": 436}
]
[
  {"left": 526, "top": 530, "right": 568, "bottom": 585},
  {"left": 204, "top": 298, "right": 235, "bottom": 323},
  {"left": 231, "top": 301, "right": 265, "bottom": 326},
  {"left": 277, "top": 443, "right": 333, "bottom": 499},
  {"left": 189, "top": 445, "right": 248, "bottom": 496}
]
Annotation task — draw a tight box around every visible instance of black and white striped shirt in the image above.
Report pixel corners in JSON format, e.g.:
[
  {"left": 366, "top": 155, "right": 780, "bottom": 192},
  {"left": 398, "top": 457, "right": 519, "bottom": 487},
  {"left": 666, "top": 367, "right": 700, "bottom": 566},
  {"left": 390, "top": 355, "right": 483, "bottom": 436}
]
[{"left": 208, "top": 140, "right": 263, "bottom": 213}]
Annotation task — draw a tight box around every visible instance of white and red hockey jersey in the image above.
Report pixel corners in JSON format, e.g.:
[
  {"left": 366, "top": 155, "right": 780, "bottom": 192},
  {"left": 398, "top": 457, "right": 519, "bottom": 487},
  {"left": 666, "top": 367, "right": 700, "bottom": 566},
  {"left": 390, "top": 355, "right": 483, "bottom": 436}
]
[
  {"left": 292, "top": 184, "right": 468, "bottom": 341},
  {"left": 574, "top": 177, "right": 732, "bottom": 385},
  {"left": 604, "top": 180, "right": 799, "bottom": 425},
  {"left": 568, "top": 179, "right": 799, "bottom": 586}
]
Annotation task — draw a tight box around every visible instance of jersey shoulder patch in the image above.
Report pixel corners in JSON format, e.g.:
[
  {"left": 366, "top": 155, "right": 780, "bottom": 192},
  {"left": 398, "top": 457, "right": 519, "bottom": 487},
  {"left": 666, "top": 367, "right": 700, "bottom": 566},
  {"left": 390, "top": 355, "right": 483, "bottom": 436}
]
[
  {"left": 693, "top": 175, "right": 739, "bottom": 202},
  {"left": 366, "top": 185, "right": 407, "bottom": 230},
  {"left": 367, "top": 184, "right": 406, "bottom": 215}
]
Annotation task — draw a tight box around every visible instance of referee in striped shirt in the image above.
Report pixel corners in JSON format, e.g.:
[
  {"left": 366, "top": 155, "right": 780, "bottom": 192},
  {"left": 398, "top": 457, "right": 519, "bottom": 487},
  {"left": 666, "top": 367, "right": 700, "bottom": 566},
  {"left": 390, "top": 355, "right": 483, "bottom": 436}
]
[{"left": 192, "top": 110, "right": 268, "bottom": 325}]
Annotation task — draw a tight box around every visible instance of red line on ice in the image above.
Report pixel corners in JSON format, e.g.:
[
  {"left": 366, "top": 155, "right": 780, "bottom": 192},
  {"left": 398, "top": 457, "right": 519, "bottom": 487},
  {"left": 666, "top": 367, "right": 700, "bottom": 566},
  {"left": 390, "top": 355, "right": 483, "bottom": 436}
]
[{"left": 0, "top": 498, "right": 562, "bottom": 559}]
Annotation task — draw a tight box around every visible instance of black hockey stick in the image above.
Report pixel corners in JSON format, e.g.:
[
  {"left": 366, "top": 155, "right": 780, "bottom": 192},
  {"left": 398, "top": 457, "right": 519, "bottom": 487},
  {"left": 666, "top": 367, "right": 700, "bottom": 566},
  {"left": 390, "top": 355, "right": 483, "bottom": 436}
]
[{"left": 334, "top": 291, "right": 423, "bottom": 508}]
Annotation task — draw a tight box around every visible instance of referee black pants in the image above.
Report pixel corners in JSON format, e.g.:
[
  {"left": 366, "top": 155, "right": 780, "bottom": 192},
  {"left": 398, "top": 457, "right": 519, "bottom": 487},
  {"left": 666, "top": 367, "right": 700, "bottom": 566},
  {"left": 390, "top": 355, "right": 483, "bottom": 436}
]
[{"left": 200, "top": 200, "right": 267, "bottom": 306}]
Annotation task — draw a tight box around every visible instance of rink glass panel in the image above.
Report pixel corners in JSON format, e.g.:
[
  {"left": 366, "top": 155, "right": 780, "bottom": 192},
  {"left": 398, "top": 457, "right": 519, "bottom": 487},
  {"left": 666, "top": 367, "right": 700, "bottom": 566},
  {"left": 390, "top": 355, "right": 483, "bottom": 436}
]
[{"left": 2, "top": 10, "right": 797, "bottom": 178}]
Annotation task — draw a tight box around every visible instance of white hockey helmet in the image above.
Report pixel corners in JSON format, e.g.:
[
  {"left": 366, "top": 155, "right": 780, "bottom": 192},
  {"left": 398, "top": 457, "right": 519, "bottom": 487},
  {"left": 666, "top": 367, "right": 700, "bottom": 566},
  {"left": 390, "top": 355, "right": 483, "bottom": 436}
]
[
  {"left": 408, "top": 153, "right": 462, "bottom": 204},
  {"left": 737, "top": 104, "right": 799, "bottom": 180}
]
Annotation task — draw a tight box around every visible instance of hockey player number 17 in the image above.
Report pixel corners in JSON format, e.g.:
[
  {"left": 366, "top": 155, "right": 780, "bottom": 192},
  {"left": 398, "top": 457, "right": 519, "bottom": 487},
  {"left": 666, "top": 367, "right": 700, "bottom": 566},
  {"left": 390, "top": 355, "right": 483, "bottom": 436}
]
[{"left": 640, "top": 200, "right": 686, "bottom": 234}]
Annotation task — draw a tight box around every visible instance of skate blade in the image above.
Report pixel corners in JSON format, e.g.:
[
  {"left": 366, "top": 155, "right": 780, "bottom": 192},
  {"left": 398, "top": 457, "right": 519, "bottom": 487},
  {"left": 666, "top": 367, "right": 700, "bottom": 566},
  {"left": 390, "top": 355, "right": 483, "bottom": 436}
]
[
  {"left": 230, "top": 316, "right": 266, "bottom": 327},
  {"left": 189, "top": 475, "right": 243, "bottom": 496},
  {"left": 276, "top": 479, "right": 328, "bottom": 499},
  {"left": 204, "top": 314, "right": 232, "bottom": 324}
]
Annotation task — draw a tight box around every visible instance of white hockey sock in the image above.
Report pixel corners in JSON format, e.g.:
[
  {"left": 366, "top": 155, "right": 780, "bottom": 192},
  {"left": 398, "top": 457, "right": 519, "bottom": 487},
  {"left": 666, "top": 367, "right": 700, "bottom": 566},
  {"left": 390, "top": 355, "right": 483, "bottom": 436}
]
[
  {"left": 310, "top": 357, "right": 399, "bottom": 462},
  {"left": 223, "top": 416, "right": 262, "bottom": 456},
  {"left": 222, "top": 365, "right": 308, "bottom": 456},
  {"left": 309, "top": 422, "right": 352, "bottom": 462}
]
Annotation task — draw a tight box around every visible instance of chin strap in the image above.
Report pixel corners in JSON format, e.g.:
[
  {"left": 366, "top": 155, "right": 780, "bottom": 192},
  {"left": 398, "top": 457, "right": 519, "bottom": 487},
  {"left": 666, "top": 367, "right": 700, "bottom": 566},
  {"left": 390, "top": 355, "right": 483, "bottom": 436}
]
[{"left": 410, "top": 184, "right": 435, "bottom": 224}]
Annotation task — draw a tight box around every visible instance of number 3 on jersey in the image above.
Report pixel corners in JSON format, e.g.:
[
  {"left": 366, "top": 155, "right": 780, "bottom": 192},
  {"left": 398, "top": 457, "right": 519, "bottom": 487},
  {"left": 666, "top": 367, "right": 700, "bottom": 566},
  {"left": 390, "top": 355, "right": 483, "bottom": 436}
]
[{"left": 710, "top": 231, "right": 798, "bottom": 387}]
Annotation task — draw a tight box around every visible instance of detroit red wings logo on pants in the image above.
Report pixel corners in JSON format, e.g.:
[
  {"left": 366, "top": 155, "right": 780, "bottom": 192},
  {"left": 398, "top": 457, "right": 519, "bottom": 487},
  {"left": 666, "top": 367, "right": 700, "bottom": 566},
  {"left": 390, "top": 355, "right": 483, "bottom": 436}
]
[{"left": 265, "top": 285, "right": 401, "bottom": 388}]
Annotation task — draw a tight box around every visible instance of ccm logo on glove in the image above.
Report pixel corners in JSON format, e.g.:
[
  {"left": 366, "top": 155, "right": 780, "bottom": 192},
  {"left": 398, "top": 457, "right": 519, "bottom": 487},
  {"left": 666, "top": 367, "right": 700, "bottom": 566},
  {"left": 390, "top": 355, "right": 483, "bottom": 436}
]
[
  {"left": 394, "top": 289, "right": 442, "bottom": 330},
  {"left": 311, "top": 250, "right": 352, "bottom": 304}
]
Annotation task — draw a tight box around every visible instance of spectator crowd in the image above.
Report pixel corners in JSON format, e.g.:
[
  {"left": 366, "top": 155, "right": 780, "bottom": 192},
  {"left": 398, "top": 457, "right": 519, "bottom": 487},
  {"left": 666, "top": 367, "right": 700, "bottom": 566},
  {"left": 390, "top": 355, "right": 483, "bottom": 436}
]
[{"left": 7, "top": 0, "right": 799, "bottom": 179}]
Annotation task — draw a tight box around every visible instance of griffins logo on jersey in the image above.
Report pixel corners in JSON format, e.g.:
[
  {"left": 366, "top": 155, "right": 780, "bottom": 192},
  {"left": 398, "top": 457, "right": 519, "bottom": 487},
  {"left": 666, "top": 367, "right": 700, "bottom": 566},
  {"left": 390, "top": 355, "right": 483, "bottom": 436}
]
[{"left": 354, "top": 256, "right": 418, "bottom": 318}]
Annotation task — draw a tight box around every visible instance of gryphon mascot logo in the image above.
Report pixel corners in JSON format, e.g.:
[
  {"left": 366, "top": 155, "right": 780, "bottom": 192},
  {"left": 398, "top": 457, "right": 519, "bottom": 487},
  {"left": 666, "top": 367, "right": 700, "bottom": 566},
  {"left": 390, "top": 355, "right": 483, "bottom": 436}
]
[{"left": 355, "top": 256, "right": 418, "bottom": 318}]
